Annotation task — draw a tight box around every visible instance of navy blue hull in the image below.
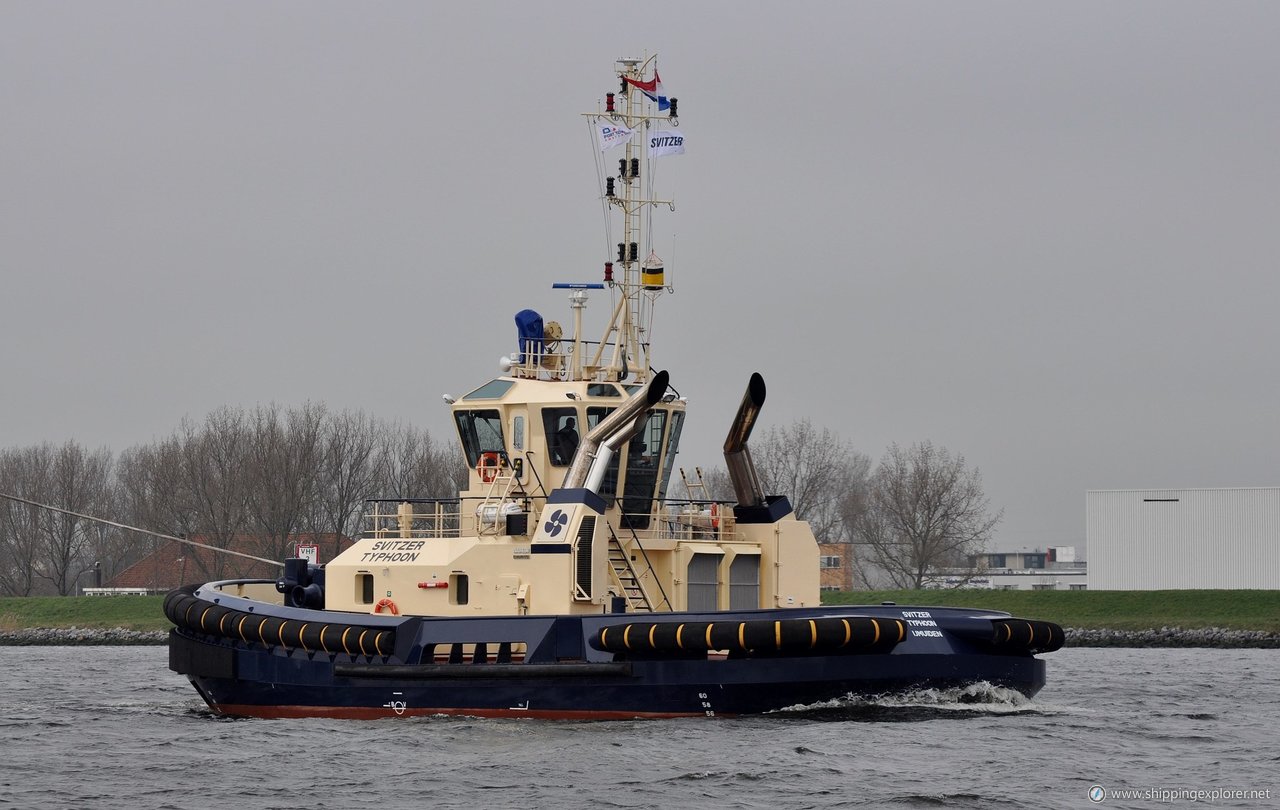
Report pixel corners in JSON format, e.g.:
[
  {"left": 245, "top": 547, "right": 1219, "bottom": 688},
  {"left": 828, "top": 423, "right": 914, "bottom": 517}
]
[
  {"left": 168, "top": 586, "right": 1055, "bottom": 719},
  {"left": 178, "top": 643, "right": 1046, "bottom": 719}
]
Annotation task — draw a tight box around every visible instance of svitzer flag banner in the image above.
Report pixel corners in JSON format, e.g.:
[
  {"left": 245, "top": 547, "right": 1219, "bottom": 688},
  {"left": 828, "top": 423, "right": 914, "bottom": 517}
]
[{"left": 648, "top": 130, "right": 685, "bottom": 157}]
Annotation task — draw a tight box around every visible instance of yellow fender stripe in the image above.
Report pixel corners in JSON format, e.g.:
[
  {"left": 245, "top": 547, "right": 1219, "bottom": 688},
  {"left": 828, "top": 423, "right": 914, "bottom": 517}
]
[
  {"left": 738, "top": 623, "right": 747, "bottom": 651},
  {"left": 840, "top": 618, "right": 852, "bottom": 648},
  {"left": 319, "top": 625, "right": 331, "bottom": 654},
  {"left": 199, "top": 607, "right": 214, "bottom": 632},
  {"left": 357, "top": 629, "right": 369, "bottom": 656},
  {"left": 676, "top": 624, "right": 685, "bottom": 649},
  {"left": 298, "top": 623, "right": 309, "bottom": 653},
  {"left": 277, "top": 621, "right": 290, "bottom": 648},
  {"left": 896, "top": 620, "right": 905, "bottom": 643},
  {"left": 623, "top": 625, "right": 633, "bottom": 650},
  {"left": 1002, "top": 623, "right": 1012, "bottom": 643},
  {"left": 218, "top": 612, "right": 232, "bottom": 635},
  {"left": 705, "top": 623, "right": 715, "bottom": 650},
  {"left": 871, "top": 618, "right": 881, "bottom": 646},
  {"left": 341, "top": 627, "right": 354, "bottom": 655},
  {"left": 648, "top": 624, "right": 658, "bottom": 649},
  {"left": 255, "top": 617, "right": 269, "bottom": 645},
  {"left": 808, "top": 619, "right": 818, "bottom": 649},
  {"left": 374, "top": 631, "right": 387, "bottom": 657},
  {"left": 1026, "top": 621, "right": 1036, "bottom": 645},
  {"left": 774, "top": 621, "right": 782, "bottom": 650},
  {"left": 236, "top": 615, "right": 251, "bottom": 643}
]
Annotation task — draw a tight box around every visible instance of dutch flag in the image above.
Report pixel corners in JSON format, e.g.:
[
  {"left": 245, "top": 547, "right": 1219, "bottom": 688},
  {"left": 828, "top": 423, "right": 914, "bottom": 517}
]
[{"left": 624, "top": 69, "right": 669, "bottom": 111}]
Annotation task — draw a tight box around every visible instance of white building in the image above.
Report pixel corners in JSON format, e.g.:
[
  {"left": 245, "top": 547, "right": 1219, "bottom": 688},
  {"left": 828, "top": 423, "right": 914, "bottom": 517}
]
[{"left": 1087, "top": 487, "right": 1280, "bottom": 590}]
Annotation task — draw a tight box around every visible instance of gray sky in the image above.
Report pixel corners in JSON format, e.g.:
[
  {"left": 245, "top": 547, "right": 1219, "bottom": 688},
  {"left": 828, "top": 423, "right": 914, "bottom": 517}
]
[{"left": 4, "top": 1, "right": 1278, "bottom": 555}]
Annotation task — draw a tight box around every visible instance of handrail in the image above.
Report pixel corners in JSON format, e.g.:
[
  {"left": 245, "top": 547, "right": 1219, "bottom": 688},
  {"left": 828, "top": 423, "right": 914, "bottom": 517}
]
[{"left": 610, "top": 501, "right": 672, "bottom": 611}]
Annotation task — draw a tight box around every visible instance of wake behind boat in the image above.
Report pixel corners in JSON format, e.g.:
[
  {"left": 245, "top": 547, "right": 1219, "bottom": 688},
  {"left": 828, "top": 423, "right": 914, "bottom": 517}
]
[{"left": 165, "top": 56, "right": 1063, "bottom": 719}]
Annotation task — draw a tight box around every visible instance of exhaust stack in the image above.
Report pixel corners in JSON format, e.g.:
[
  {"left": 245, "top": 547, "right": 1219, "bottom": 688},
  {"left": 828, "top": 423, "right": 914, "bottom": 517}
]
[
  {"left": 723, "top": 372, "right": 768, "bottom": 507},
  {"left": 564, "top": 370, "right": 670, "bottom": 493}
]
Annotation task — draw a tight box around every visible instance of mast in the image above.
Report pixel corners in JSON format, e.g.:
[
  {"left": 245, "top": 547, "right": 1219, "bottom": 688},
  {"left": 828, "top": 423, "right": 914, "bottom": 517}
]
[{"left": 582, "top": 55, "right": 680, "bottom": 384}]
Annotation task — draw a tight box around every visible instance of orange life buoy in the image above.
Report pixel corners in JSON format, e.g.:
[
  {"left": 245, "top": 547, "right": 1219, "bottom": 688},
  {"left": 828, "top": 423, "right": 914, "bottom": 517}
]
[
  {"left": 478, "top": 452, "right": 500, "bottom": 483},
  {"left": 373, "top": 598, "right": 399, "bottom": 616},
  {"left": 710, "top": 503, "right": 720, "bottom": 530}
]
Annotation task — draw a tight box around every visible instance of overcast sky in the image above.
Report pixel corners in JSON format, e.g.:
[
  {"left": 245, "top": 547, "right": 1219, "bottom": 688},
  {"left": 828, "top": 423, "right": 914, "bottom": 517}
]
[{"left": 3, "top": 1, "right": 1278, "bottom": 554}]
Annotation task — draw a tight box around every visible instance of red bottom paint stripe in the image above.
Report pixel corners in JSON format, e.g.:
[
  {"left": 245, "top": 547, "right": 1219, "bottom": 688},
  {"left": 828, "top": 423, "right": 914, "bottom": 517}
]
[{"left": 210, "top": 704, "right": 725, "bottom": 720}]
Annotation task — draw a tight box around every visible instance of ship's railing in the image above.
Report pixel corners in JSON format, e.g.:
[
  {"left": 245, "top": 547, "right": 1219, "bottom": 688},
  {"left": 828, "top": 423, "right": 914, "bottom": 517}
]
[
  {"left": 360, "top": 498, "right": 738, "bottom": 542},
  {"left": 509, "top": 337, "right": 649, "bottom": 382},
  {"left": 616, "top": 499, "right": 738, "bottom": 544},
  {"left": 362, "top": 498, "right": 462, "bottom": 540}
]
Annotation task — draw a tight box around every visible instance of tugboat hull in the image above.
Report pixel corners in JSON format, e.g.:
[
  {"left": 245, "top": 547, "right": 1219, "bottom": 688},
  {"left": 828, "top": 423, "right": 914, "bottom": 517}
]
[{"left": 168, "top": 585, "right": 1056, "bottom": 720}]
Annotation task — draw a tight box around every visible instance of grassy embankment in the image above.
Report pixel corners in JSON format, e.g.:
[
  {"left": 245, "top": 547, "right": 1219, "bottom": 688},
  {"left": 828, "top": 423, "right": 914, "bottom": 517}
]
[
  {"left": 823, "top": 590, "right": 1280, "bottom": 633},
  {"left": 0, "top": 595, "right": 169, "bottom": 632},
  {"left": 1, "top": 591, "right": 1278, "bottom": 633}
]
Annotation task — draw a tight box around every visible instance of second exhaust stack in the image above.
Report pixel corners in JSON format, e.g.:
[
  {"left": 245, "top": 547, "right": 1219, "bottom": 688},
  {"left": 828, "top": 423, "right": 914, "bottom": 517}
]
[{"left": 723, "top": 372, "right": 768, "bottom": 507}]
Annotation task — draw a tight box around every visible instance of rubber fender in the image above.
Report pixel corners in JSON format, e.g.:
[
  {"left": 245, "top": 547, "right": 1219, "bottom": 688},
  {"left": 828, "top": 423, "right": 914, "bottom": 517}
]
[
  {"left": 163, "top": 586, "right": 398, "bottom": 656},
  {"left": 991, "top": 618, "right": 1065, "bottom": 653},
  {"left": 257, "top": 616, "right": 287, "bottom": 647},
  {"left": 593, "top": 616, "right": 907, "bottom": 655}
]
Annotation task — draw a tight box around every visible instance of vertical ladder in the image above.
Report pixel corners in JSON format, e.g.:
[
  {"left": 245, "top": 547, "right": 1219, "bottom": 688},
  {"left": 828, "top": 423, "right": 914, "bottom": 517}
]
[
  {"left": 476, "top": 459, "right": 525, "bottom": 535},
  {"left": 607, "top": 529, "right": 654, "bottom": 613},
  {"left": 679, "top": 466, "right": 709, "bottom": 501}
]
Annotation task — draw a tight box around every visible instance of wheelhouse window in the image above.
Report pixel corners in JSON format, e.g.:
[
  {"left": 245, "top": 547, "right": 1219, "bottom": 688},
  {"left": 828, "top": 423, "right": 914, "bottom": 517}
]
[
  {"left": 454, "top": 409, "right": 505, "bottom": 467},
  {"left": 542, "top": 407, "right": 580, "bottom": 467},
  {"left": 585, "top": 406, "right": 620, "bottom": 498},
  {"left": 656, "top": 411, "right": 684, "bottom": 504},
  {"left": 462, "top": 379, "right": 515, "bottom": 400},
  {"left": 621, "top": 409, "right": 667, "bottom": 529},
  {"left": 512, "top": 415, "right": 524, "bottom": 451}
]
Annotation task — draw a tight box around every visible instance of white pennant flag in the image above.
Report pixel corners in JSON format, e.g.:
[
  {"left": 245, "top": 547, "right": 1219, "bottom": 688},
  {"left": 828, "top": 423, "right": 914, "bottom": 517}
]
[
  {"left": 648, "top": 129, "right": 685, "bottom": 157},
  {"left": 598, "top": 121, "right": 634, "bottom": 152}
]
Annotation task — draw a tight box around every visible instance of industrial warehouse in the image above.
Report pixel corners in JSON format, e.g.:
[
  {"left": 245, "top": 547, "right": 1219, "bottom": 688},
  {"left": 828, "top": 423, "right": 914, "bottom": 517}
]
[{"left": 1087, "top": 487, "right": 1280, "bottom": 590}]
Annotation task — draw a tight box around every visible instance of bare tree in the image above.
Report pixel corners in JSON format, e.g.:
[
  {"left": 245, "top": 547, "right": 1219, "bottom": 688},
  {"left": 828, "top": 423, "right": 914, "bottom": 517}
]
[
  {"left": 245, "top": 403, "right": 325, "bottom": 563},
  {"left": 4, "top": 404, "right": 470, "bottom": 588},
  {"left": 854, "top": 441, "right": 1001, "bottom": 589},
  {"left": 752, "top": 419, "right": 871, "bottom": 544},
  {"left": 304, "top": 410, "right": 384, "bottom": 561},
  {"left": 118, "top": 436, "right": 197, "bottom": 536},
  {"left": 31, "top": 441, "right": 114, "bottom": 595},
  {"left": 179, "top": 410, "right": 253, "bottom": 580},
  {"left": 377, "top": 422, "right": 465, "bottom": 500},
  {"left": 0, "top": 447, "right": 47, "bottom": 595}
]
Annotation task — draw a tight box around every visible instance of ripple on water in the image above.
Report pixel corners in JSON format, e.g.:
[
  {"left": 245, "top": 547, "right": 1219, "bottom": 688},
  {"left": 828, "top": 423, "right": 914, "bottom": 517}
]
[{"left": 4, "top": 646, "right": 1279, "bottom": 810}]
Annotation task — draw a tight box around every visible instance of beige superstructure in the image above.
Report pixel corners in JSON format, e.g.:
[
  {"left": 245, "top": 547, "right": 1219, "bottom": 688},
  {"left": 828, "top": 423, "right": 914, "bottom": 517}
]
[{"left": 321, "top": 56, "right": 820, "bottom": 619}]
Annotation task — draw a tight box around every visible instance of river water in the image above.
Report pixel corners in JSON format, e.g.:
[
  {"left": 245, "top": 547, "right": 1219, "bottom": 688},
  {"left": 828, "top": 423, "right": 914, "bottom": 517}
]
[{"left": 0, "top": 647, "right": 1275, "bottom": 809}]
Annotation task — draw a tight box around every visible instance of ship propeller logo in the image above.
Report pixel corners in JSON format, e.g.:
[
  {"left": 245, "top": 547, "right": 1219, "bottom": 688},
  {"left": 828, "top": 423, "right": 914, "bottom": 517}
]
[{"left": 544, "top": 509, "right": 569, "bottom": 537}]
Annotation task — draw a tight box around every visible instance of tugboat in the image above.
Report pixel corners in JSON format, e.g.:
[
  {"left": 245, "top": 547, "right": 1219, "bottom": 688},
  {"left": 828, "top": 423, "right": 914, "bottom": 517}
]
[{"left": 166, "top": 56, "right": 1064, "bottom": 719}]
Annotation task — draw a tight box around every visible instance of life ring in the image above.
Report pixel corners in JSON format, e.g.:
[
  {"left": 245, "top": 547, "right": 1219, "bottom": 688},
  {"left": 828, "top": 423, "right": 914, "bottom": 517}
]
[
  {"left": 478, "top": 452, "right": 500, "bottom": 483},
  {"left": 373, "top": 598, "right": 399, "bottom": 616},
  {"left": 710, "top": 503, "right": 720, "bottom": 530}
]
